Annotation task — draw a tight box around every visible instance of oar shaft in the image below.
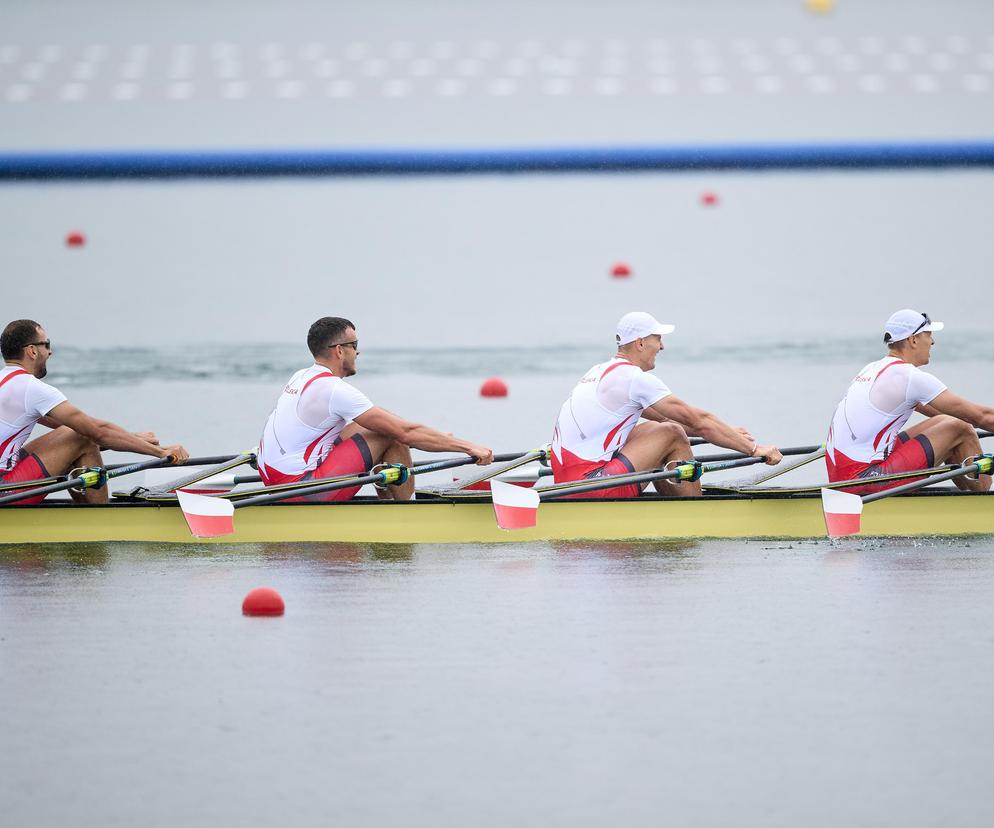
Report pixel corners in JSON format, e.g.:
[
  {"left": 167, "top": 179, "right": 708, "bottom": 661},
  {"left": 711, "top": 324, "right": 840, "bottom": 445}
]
[
  {"left": 0, "top": 473, "right": 89, "bottom": 505},
  {"left": 695, "top": 444, "right": 822, "bottom": 463},
  {"left": 539, "top": 456, "right": 765, "bottom": 500},
  {"left": 0, "top": 456, "right": 173, "bottom": 505},
  {"left": 232, "top": 454, "right": 496, "bottom": 509},
  {"left": 861, "top": 461, "right": 984, "bottom": 503},
  {"left": 107, "top": 454, "right": 240, "bottom": 471}
]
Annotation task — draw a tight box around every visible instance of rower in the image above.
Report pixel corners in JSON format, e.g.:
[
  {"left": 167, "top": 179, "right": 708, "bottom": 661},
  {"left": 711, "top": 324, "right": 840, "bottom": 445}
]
[
  {"left": 257, "top": 316, "right": 493, "bottom": 501},
  {"left": 550, "top": 311, "right": 782, "bottom": 497},
  {"left": 826, "top": 309, "right": 994, "bottom": 494},
  {"left": 0, "top": 319, "right": 190, "bottom": 504}
]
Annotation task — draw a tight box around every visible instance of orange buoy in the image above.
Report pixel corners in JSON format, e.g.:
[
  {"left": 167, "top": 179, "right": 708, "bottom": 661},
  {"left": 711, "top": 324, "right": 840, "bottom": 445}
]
[
  {"left": 65, "top": 230, "right": 86, "bottom": 247},
  {"left": 480, "top": 377, "right": 508, "bottom": 397},
  {"left": 700, "top": 191, "right": 719, "bottom": 207},
  {"left": 242, "top": 587, "right": 285, "bottom": 616},
  {"left": 610, "top": 261, "right": 632, "bottom": 278}
]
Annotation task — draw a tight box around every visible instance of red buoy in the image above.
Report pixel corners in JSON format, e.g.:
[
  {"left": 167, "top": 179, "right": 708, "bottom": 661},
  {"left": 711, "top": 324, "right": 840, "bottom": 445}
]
[
  {"left": 242, "top": 587, "right": 285, "bottom": 616},
  {"left": 480, "top": 377, "right": 508, "bottom": 397},
  {"left": 700, "top": 191, "right": 719, "bottom": 207},
  {"left": 610, "top": 261, "right": 632, "bottom": 278},
  {"left": 65, "top": 230, "right": 86, "bottom": 247}
]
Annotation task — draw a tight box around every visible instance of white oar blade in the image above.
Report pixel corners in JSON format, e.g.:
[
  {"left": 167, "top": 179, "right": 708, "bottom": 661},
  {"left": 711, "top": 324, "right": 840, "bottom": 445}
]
[
  {"left": 491, "top": 480, "right": 540, "bottom": 530},
  {"left": 176, "top": 490, "right": 235, "bottom": 538},
  {"left": 820, "top": 487, "right": 863, "bottom": 537}
]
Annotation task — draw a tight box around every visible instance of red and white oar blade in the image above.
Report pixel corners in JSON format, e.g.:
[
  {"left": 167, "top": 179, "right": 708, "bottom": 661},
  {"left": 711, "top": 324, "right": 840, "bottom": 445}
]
[
  {"left": 491, "top": 480, "right": 540, "bottom": 530},
  {"left": 820, "top": 487, "right": 863, "bottom": 537},
  {"left": 176, "top": 489, "right": 235, "bottom": 538}
]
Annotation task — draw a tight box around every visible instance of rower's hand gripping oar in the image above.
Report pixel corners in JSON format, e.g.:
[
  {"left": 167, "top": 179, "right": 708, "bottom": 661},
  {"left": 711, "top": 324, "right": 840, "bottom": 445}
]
[
  {"left": 490, "top": 455, "right": 769, "bottom": 530},
  {"left": 175, "top": 452, "right": 527, "bottom": 538},
  {"left": 0, "top": 455, "right": 179, "bottom": 506},
  {"left": 820, "top": 453, "right": 994, "bottom": 537}
]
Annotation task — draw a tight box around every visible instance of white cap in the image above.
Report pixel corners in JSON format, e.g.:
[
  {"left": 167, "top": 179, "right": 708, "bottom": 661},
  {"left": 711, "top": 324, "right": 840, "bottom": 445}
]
[
  {"left": 615, "top": 311, "right": 676, "bottom": 346},
  {"left": 883, "top": 309, "right": 944, "bottom": 344}
]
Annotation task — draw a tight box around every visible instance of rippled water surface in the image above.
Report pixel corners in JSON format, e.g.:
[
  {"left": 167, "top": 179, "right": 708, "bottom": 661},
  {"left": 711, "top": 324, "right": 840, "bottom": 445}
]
[{"left": 3, "top": 539, "right": 994, "bottom": 827}]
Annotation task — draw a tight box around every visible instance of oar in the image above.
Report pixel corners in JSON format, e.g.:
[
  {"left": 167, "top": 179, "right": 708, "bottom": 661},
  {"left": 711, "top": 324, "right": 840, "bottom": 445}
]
[
  {"left": 821, "top": 454, "right": 994, "bottom": 537},
  {"left": 533, "top": 443, "right": 822, "bottom": 479},
  {"left": 176, "top": 453, "right": 525, "bottom": 538},
  {"left": 1, "top": 454, "right": 252, "bottom": 495},
  {"left": 0, "top": 473, "right": 62, "bottom": 493},
  {"left": 121, "top": 453, "right": 257, "bottom": 500},
  {"left": 698, "top": 431, "right": 993, "bottom": 468},
  {"left": 420, "top": 445, "right": 549, "bottom": 493},
  {"left": 694, "top": 444, "right": 821, "bottom": 462},
  {"left": 490, "top": 455, "right": 767, "bottom": 529},
  {"left": 0, "top": 456, "right": 178, "bottom": 506},
  {"left": 106, "top": 454, "right": 242, "bottom": 471},
  {"left": 138, "top": 449, "right": 534, "bottom": 503}
]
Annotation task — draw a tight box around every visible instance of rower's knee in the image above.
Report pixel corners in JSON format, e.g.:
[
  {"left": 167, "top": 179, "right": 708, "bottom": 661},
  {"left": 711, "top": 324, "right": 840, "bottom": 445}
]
[
  {"left": 934, "top": 416, "right": 976, "bottom": 442},
  {"left": 654, "top": 421, "right": 690, "bottom": 448}
]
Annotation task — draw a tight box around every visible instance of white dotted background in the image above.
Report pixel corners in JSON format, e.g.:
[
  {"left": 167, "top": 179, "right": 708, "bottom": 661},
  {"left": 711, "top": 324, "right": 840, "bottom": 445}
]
[{"left": 2, "top": 35, "right": 994, "bottom": 104}]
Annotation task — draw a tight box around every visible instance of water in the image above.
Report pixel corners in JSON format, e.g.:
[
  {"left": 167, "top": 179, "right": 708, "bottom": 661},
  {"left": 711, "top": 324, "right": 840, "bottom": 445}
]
[{"left": 3, "top": 539, "right": 994, "bottom": 827}]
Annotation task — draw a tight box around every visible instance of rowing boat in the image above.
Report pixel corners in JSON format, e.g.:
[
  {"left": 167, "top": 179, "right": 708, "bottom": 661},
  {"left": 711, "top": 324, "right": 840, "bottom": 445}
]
[{"left": 1, "top": 487, "right": 991, "bottom": 544}]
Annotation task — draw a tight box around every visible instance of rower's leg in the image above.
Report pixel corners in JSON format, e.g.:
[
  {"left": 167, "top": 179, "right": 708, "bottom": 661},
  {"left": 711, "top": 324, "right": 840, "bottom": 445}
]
[
  {"left": 339, "top": 423, "right": 415, "bottom": 501},
  {"left": 22, "top": 427, "right": 108, "bottom": 503},
  {"left": 904, "top": 416, "right": 990, "bottom": 492},
  {"left": 615, "top": 421, "right": 702, "bottom": 497},
  {"left": 379, "top": 440, "right": 415, "bottom": 501}
]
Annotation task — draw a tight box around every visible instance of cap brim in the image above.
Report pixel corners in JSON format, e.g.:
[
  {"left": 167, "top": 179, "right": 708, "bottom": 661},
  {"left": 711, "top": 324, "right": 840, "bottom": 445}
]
[
  {"left": 654, "top": 323, "right": 676, "bottom": 336},
  {"left": 925, "top": 321, "right": 944, "bottom": 333}
]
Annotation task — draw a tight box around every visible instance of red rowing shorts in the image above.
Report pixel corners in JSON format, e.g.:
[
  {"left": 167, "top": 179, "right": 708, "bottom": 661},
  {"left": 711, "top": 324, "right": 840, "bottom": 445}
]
[
  {"left": 0, "top": 451, "right": 50, "bottom": 505},
  {"left": 841, "top": 431, "right": 934, "bottom": 496},
  {"left": 556, "top": 451, "right": 641, "bottom": 499},
  {"left": 260, "top": 434, "right": 374, "bottom": 502}
]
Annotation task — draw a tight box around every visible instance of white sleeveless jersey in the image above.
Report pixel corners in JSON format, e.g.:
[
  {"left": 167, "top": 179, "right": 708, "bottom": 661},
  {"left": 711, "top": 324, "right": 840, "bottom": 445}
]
[
  {"left": 0, "top": 366, "right": 66, "bottom": 471},
  {"left": 826, "top": 356, "right": 946, "bottom": 472},
  {"left": 258, "top": 365, "right": 374, "bottom": 477},
  {"left": 551, "top": 358, "right": 671, "bottom": 472}
]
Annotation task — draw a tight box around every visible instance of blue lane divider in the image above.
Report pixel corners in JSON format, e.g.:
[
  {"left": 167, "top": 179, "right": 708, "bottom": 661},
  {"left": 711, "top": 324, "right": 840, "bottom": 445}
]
[{"left": 2, "top": 141, "right": 994, "bottom": 179}]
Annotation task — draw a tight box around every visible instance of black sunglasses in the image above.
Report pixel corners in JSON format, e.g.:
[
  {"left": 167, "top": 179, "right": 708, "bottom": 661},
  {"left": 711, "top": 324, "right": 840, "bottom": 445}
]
[
  {"left": 326, "top": 340, "right": 358, "bottom": 351},
  {"left": 910, "top": 312, "right": 931, "bottom": 338},
  {"left": 29, "top": 340, "right": 51, "bottom": 351}
]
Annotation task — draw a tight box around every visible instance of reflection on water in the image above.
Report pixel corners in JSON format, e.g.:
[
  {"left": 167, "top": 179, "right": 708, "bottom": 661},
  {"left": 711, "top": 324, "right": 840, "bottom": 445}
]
[
  {"left": 0, "top": 542, "right": 111, "bottom": 573},
  {"left": 261, "top": 542, "right": 415, "bottom": 567},
  {"left": 550, "top": 539, "right": 701, "bottom": 570}
]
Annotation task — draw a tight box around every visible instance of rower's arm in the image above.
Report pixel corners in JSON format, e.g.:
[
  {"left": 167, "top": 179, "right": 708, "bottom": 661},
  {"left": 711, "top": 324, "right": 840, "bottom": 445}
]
[
  {"left": 354, "top": 406, "right": 494, "bottom": 464},
  {"left": 649, "top": 395, "right": 781, "bottom": 464},
  {"left": 650, "top": 396, "right": 753, "bottom": 453},
  {"left": 45, "top": 401, "right": 185, "bottom": 460},
  {"left": 926, "top": 390, "right": 994, "bottom": 431}
]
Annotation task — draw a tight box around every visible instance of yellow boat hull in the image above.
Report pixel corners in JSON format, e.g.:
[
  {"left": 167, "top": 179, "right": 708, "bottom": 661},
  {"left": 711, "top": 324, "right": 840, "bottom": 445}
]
[{"left": 0, "top": 490, "right": 991, "bottom": 544}]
